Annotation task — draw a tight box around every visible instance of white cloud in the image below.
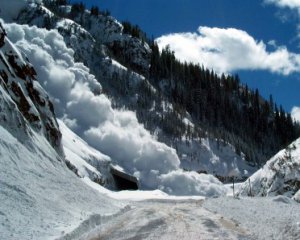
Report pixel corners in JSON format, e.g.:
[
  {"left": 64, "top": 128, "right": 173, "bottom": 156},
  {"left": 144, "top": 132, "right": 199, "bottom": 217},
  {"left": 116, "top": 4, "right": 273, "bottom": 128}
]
[
  {"left": 3, "top": 22, "right": 226, "bottom": 196},
  {"left": 264, "top": 0, "right": 300, "bottom": 10},
  {"left": 156, "top": 26, "right": 300, "bottom": 75},
  {"left": 291, "top": 106, "right": 300, "bottom": 122},
  {"left": 264, "top": 0, "right": 300, "bottom": 38}
]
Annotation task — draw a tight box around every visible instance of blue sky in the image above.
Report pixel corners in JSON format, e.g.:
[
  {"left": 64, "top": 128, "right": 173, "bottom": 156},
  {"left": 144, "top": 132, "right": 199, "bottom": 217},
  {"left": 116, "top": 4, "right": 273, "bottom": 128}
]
[{"left": 77, "top": 0, "right": 300, "bottom": 116}]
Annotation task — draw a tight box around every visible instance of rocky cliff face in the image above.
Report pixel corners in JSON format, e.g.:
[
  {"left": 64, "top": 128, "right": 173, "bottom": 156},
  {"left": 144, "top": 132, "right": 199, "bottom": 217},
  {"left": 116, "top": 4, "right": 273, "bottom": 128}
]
[
  {"left": 16, "top": 3, "right": 151, "bottom": 74},
  {"left": 0, "top": 23, "right": 62, "bottom": 152},
  {"left": 238, "top": 138, "right": 300, "bottom": 200}
]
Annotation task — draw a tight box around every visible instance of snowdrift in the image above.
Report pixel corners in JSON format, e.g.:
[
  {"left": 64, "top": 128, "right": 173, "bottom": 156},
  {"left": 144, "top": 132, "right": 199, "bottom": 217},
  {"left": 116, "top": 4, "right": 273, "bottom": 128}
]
[{"left": 0, "top": 125, "right": 123, "bottom": 240}]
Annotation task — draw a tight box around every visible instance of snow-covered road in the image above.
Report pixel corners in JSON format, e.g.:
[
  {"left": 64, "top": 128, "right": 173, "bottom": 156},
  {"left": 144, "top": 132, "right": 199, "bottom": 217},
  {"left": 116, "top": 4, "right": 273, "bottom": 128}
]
[
  {"left": 77, "top": 200, "right": 251, "bottom": 240},
  {"left": 204, "top": 196, "right": 300, "bottom": 240}
]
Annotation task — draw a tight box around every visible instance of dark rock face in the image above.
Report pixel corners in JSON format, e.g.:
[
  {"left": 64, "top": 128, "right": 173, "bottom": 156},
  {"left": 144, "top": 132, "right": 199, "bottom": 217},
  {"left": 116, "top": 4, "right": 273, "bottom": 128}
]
[
  {"left": 238, "top": 139, "right": 300, "bottom": 200},
  {"left": 16, "top": 4, "right": 151, "bottom": 75},
  {"left": 0, "top": 24, "right": 62, "bottom": 152}
]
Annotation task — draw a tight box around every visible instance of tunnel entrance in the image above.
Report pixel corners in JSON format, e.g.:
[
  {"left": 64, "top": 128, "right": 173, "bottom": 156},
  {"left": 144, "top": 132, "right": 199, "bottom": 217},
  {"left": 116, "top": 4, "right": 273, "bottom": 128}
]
[{"left": 110, "top": 166, "right": 139, "bottom": 190}]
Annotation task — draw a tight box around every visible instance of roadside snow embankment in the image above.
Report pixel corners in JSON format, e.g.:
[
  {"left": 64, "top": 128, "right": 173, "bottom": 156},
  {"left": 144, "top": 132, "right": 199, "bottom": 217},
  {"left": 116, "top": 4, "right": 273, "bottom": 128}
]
[
  {"left": 0, "top": 126, "right": 124, "bottom": 240},
  {"left": 204, "top": 196, "right": 300, "bottom": 240}
]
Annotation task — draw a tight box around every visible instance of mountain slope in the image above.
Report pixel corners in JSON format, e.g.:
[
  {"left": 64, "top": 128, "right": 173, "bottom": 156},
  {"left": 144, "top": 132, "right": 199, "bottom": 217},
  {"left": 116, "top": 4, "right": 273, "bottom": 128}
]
[
  {"left": 0, "top": 22, "right": 123, "bottom": 240},
  {"left": 0, "top": 10, "right": 229, "bottom": 238},
  {"left": 58, "top": 119, "right": 114, "bottom": 187},
  {"left": 0, "top": 21, "right": 61, "bottom": 151},
  {"left": 0, "top": 124, "right": 124, "bottom": 240},
  {"left": 238, "top": 137, "right": 300, "bottom": 200},
  {"left": 1, "top": 2, "right": 228, "bottom": 196},
  {"left": 12, "top": 0, "right": 259, "bottom": 180},
  {"left": 0, "top": 2, "right": 300, "bottom": 240}
]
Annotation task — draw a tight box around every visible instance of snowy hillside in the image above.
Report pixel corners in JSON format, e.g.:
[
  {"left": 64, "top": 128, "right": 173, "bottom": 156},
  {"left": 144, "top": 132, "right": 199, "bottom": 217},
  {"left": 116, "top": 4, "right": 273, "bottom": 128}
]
[
  {"left": 0, "top": 21, "right": 123, "bottom": 239},
  {"left": 238, "top": 137, "right": 300, "bottom": 201},
  {"left": 1, "top": 1, "right": 300, "bottom": 240},
  {"left": 58, "top": 119, "right": 114, "bottom": 188},
  {"left": 0, "top": 21, "right": 61, "bottom": 151},
  {"left": 0, "top": 123, "right": 125, "bottom": 240},
  {"left": 0, "top": 0, "right": 231, "bottom": 199},
  {"left": 178, "top": 138, "right": 256, "bottom": 181},
  {"left": 0, "top": 15, "right": 224, "bottom": 238},
  {"left": 1, "top": 21, "right": 226, "bottom": 196},
  {"left": 9, "top": 0, "right": 257, "bottom": 180}
]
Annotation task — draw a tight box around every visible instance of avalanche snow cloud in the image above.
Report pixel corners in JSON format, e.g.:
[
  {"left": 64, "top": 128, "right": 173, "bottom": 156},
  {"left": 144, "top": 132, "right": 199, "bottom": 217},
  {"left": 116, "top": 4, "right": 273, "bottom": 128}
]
[
  {"left": 156, "top": 26, "right": 300, "bottom": 75},
  {"left": 3, "top": 21, "right": 226, "bottom": 196}
]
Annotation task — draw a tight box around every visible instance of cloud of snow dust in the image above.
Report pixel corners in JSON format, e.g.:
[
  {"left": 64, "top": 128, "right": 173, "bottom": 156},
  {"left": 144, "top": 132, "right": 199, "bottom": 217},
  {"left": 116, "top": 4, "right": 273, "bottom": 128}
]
[
  {"left": 3, "top": 22, "right": 225, "bottom": 196},
  {"left": 159, "top": 170, "right": 227, "bottom": 196},
  {"left": 156, "top": 26, "right": 300, "bottom": 75}
]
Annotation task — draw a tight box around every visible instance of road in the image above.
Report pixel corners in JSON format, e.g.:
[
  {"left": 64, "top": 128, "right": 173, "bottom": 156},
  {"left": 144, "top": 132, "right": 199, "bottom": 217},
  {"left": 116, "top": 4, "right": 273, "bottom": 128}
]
[{"left": 80, "top": 199, "right": 252, "bottom": 240}]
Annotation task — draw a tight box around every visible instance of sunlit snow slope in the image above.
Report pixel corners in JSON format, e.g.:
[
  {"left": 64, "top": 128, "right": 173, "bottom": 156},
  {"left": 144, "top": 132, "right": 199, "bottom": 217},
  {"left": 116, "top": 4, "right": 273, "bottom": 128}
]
[
  {"left": 0, "top": 23, "right": 123, "bottom": 240},
  {"left": 238, "top": 137, "right": 300, "bottom": 201}
]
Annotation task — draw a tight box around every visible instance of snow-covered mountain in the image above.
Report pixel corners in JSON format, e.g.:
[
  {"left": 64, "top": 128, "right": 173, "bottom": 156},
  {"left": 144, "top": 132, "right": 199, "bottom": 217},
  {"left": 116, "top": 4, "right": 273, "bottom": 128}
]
[
  {"left": 0, "top": 21, "right": 61, "bottom": 151},
  {"left": 9, "top": 0, "right": 257, "bottom": 181},
  {"left": 0, "top": 14, "right": 224, "bottom": 239},
  {"left": 1, "top": 1, "right": 300, "bottom": 239},
  {"left": 0, "top": 20, "right": 125, "bottom": 239},
  {"left": 238, "top": 137, "right": 300, "bottom": 201},
  {"left": 0, "top": 6, "right": 227, "bottom": 238},
  {"left": 2, "top": 19, "right": 227, "bottom": 195},
  {"left": 1, "top": 0, "right": 229, "bottom": 195}
]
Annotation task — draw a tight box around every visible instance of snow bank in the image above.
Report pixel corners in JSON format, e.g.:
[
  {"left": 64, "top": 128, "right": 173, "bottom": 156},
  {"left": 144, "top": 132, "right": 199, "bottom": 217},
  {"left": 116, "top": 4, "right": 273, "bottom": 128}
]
[
  {"left": 0, "top": 125, "right": 123, "bottom": 240},
  {"left": 204, "top": 197, "right": 300, "bottom": 240},
  {"left": 3, "top": 21, "right": 225, "bottom": 196}
]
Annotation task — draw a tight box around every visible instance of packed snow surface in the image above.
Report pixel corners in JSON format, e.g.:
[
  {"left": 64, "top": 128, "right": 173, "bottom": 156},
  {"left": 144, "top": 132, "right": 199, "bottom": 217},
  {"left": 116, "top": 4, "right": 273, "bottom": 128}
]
[
  {"left": 71, "top": 199, "right": 252, "bottom": 240},
  {"left": 204, "top": 196, "right": 300, "bottom": 240}
]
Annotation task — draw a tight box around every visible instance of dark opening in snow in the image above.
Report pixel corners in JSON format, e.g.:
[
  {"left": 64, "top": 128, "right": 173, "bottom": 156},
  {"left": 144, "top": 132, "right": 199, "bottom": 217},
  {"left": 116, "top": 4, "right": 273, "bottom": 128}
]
[
  {"left": 112, "top": 174, "right": 139, "bottom": 190},
  {"left": 111, "top": 166, "right": 138, "bottom": 190}
]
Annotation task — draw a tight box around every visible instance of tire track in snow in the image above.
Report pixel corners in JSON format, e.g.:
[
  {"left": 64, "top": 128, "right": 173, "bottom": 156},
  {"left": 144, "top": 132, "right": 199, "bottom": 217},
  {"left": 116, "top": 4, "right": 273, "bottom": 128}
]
[{"left": 79, "top": 200, "right": 252, "bottom": 240}]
